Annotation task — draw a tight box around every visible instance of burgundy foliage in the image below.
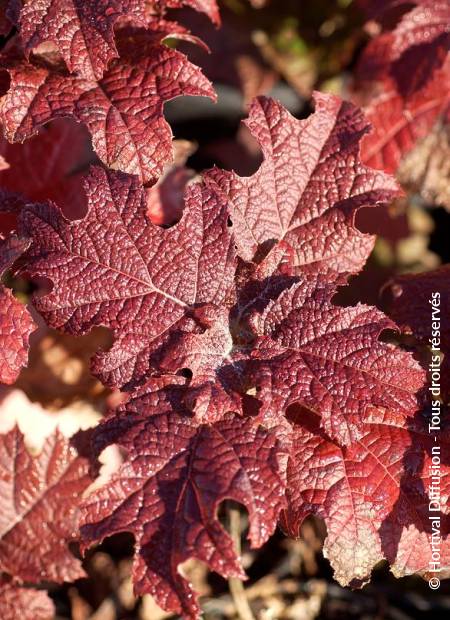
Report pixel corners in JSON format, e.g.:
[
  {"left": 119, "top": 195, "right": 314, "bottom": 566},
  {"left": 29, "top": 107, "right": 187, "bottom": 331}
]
[
  {"left": 0, "top": 580, "right": 54, "bottom": 620},
  {"left": 16, "top": 0, "right": 220, "bottom": 80},
  {"left": 0, "top": 233, "right": 35, "bottom": 384},
  {"left": 0, "top": 119, "right": 92, "bottom": 220},
  {"left": 281, "top": 405, "right": 450, "bottom": 585},
  {"left": 0, "top": 427, "right": 92, "bottom": 583},
  {"left": 0, "top": 427, "right": 92, "bottom": 618},
  {"left": 16, "top": 92, "right": 438, "bottom": 617},
  {"left": 0, "top": 3, "right": 216, "bottom": 185},
  {"left": 82, "top": 404, "right": 288, "bottom": 618},
  {"left": 0, "top": 1, "right": 448, "bottom": 619},
  {"left": 20, "top": 165, "right": 236, "bottom": 391},
  {"left": 356, "top": 0, "right": 450, "bottom": 174}
]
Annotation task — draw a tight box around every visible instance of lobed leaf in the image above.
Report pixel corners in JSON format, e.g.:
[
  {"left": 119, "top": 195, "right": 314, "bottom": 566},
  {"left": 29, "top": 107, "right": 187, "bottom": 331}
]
[
  {"left": 0, "top": 426, "right": 92, "bottom": 583},
  {"left": 281, "top": 406, "right": 450, "bottom": 584},
  {"left": 15, "top": 92, "right": 434, "bottom": 617},
  {"left": 81, "top": 411, "right": 288, "bottom": 618},
  {"left": 18, "top": 0, "right": 220, "bottom": 81},
  {"left": 20, "top": 166, "right": 235, "bottom": 390},
  {"left": 1, "top": 32, "right": 215, "bottom": 185},
  {"left": 206, "top": 93, "right": 399, "bottom": 281},
  {"left": 249, "top": 276, "right": 425, "bottom": 444}
]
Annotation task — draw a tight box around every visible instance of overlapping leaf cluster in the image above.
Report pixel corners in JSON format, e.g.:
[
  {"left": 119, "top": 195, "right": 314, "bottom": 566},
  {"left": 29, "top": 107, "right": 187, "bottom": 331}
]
[
  {"left": 0, "top": 2, "right": 449, "bottom": 619},
  {"left": 356, "top": 0, "right": 450, "bottom": 175},
  {"left": 17, "top": 91, "right": 445, "bottom": 619},
  {"left": 0, "top": 0, "right": 218, "bottom": 185}
]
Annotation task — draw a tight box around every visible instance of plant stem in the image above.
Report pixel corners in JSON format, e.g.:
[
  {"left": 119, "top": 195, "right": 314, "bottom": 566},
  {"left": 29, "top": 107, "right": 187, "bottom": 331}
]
[{"left": 227, "top": 505, "right": 256, "bottom": 620}]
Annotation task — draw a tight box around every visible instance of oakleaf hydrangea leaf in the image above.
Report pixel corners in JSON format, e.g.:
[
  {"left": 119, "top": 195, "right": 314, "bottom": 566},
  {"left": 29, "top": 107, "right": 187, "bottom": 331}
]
[
  {"left": 281, "top": 406, "right": 450, "bottom": 585},
  {"left": 1, "top": 30, "right": 215, "bottom": 185},
  {"left": 20, "top": 166, "right": 235, "bottom": 390},
  {"left": 81, "top": 411, "right": 288, "bottom": 619},
  {"left": 205, "top": 92, "right": 399, "bottom": 281},
  {"left": 249, "top": 276, "right": 425, "bottom": 444},
  {"left": 18, "top": 0, "right": 220, "bottom": 81},
  {"left": 0, "top": 426, "right": 92, "bottom": 582},
  {"left": 16, "top": 93, "right": 433, "bottom": 616}
]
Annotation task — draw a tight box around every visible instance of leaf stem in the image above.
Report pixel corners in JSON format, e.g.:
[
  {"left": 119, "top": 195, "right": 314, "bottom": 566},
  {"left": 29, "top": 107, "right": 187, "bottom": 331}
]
[{"left": 227, "top": 505, "right": 256, "bottom": 620}]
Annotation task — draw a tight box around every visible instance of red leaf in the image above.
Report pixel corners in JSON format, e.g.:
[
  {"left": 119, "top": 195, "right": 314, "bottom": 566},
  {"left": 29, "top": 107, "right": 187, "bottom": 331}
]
[
  {"left": 249, "top": 276, "right": 425, "bottom": 444},
  {"left": 0, "top": 426, "right": 92, "bottom": 583},
  {"left": 0, "top": 581, "right": 54, "bottom": 620},
  {"left": 360, "top": 63, "right": 450, "bottom": 173},
  {"left": 358, "top": 0, "right": 450, "bottom": 98},
  {"left": 19, "top": 0, "right": 126, "bottom": 81},
  {"left": 0, "top": 288, "right": 36, "bottom": 385},
  {"left": 81, "top": 411, "right": 288, "bottom": 618},
  {"left": 355, "top": 1, "right": 450, "bottom": 176},
  {"left": 1, "top": 32, "right": 215, "bottom": 185},
  {"left": 281, "top": 406, "right": 450, "bottom": 585},
  {"left": 0, "top": 234, "right": 35, "bottom": 385},
  {"left": 20, "top": 166, "right": 236, "bottom": 390},
  {"left": 16, "top": 93, "right": 429, "bottom": 613},
  {"left": 206, "top": 93, "right": 399, "bottom": 280},
  {"left": 18, "top": 0, "right": 220, "bottom": 81}
]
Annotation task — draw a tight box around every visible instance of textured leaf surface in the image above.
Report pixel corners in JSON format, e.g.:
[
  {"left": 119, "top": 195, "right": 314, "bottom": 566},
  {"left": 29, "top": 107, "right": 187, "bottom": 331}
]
[
  {"left": 360, "top": 64, "right": 450, "bottom": 173},
  {"left": 14, "top": 92, "right": 431, "bottom": 614},
  {"left": 18, "top": 0, "right": 220, "bottom": 81},
  {"left": 281, "top": 407, "right": 450, "bottom": 585},
  {"left": 0, "top": 426, "right": 91, "bottom": 582},
  {"left": 0, "top": 288, "right": 36, "bottom": 385},
  {"left": 20, "top": 166, "right": 235, "bottom": 389},
  {"left": 1, "top": 32, "right": 215, "bottom": 184},
  {"left": 81, "top": 411, "right": 287, "bottom": 618},
  {"left": 0, "top": 581, "right": 54, "bottom": 620},
  {"left": 206, "top": 93, "right": 398, "bottom": 280},
  {"left": 19, "top": 0, "right": 125, "bottom": 80},
  {"left": 0, "top": 234, "right": 35, "bottom": 385},
  {"left": 249, "top": 277, "right": 425, "bottom": 444}
]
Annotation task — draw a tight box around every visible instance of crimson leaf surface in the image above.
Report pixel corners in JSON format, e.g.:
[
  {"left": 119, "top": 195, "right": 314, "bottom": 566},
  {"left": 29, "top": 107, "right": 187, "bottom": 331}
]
[
  {"left": 17, "top": 93, "right": 429, "bottom": 617},
  {"left": 0, "top": 426, "right": 92, "bottom": 583},
  {"left": 0, "top": 234, "right": 35, "bottom": 384}
]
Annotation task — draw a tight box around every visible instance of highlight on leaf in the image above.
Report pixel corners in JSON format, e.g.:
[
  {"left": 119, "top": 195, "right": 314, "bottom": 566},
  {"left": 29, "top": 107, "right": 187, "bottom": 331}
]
[
  {"left": 0, "top": 3, "right": 448, "bottom": 615},
  {"left": 14, "top": 90, "right": 436, "bottom": 617}
]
